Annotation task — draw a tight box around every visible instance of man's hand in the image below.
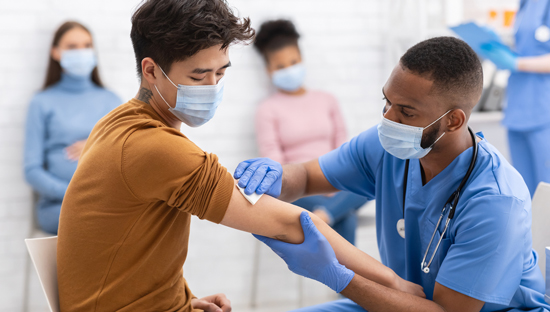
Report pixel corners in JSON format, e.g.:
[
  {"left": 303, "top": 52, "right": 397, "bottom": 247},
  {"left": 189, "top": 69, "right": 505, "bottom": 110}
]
[
  {"left": 233, "top": 157, "right": 282, "bottom": 197},
  {"left": 253, "top": 211, "right": 355, "bottom": 293},
  {"left": 65, "top": 139, "right": 87, "bottom": 161},
  {"left": 191, "top": 293, "right": 231, "bottom": 312}
]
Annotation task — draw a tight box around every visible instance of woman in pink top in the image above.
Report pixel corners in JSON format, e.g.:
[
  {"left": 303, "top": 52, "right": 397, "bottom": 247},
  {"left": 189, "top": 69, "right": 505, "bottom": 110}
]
[{"left": 254, "top": 20, "right": 368, "bottom": 244}]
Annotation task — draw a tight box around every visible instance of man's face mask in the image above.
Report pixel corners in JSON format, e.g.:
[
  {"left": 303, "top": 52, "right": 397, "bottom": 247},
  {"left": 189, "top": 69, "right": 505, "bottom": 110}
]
[
  {"left": 154, "top": 65, "right": 225, "bottom": 127},
  {"left": 377, "top": 107, "right": 451, "bottom": 159}
]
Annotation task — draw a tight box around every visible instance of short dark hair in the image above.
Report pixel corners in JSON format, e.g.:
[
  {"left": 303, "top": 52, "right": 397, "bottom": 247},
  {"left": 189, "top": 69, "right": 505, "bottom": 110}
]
[
  {"left": 254, "top": 19, "right": 300, "bottom": 61},
  {"left": 400, "top": 37, "right": 483, "bottom": 104},
  {"left": 130, "top": 0, "right": 255, "bottom": 76}
]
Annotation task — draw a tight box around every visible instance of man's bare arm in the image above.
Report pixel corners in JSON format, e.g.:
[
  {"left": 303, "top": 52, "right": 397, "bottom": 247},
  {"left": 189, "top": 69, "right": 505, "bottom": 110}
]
[
  {"left": 341, "top": 275, "right": 484, "bottom": 312},
  {"left": 220, "top": 183, "right": 424, "bottom": 297}
]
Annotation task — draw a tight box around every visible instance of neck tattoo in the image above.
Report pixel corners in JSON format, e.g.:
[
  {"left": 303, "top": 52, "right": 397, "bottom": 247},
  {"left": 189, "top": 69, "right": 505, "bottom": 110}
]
[{"left": 137, "top": 87, "right": 153, "bottom": 104}]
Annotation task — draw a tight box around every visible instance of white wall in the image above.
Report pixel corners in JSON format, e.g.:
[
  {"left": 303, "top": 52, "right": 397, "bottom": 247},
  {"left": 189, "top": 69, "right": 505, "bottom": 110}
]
[{"left": 0, "top": 0, "right": 389, "bottom": 310}]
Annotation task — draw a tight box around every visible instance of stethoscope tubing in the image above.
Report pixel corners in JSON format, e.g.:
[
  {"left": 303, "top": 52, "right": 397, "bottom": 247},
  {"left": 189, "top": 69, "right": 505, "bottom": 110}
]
[{"left": 402, "top": 127, "right": 479, "bottom": 274}]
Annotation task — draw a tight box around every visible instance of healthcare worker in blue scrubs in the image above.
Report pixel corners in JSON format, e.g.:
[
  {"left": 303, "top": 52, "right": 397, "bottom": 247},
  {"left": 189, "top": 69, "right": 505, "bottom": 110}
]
[
  {"left": 236, "top": 37, "right": 550, "bottom": 312},
  {"left": 480, "top": 0, "right": 550, "bottom": 196}
]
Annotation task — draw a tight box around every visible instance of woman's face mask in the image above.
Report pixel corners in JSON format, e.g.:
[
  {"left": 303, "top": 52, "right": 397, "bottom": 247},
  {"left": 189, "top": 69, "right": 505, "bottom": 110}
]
[
  {"left": 154, "top": 65, "right": 225, "bottom": 128},
  {"left": 271, "top": 63, "right": 306, "bottom": 92},
  {"left": 60, "top": 48, "right": 97, "bottom": 78}
]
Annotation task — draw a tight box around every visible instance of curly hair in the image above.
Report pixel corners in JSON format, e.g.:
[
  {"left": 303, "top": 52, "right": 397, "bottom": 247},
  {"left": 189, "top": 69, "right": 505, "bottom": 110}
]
[
  {"left": 131, "top": 0, "right": 255, "bottom": 76},
  {"left": 254, "top": 19, "right": 300, "bottom": 60},
  {"left": 400, "top": 37, "right": 483, "bottom": 101}
]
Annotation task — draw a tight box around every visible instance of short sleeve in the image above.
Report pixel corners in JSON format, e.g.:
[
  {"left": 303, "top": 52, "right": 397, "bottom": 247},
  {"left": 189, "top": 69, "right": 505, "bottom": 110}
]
[
  {"left": 318, "top": 126, "right": 383, "bottom": 199},
  {"left": 436, "top": 195, "right": 527, "bottom": 305},
  {"left": 122, "top": 126, "right": 234, "bottom": 223}
]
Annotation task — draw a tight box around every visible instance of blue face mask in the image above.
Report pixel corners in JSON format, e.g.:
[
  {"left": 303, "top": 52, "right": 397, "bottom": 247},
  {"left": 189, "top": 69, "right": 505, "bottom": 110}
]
[
  {"left": 154, "top": 65, "right": 224, "bottom": 127},
  {"left": 60, "top": 48, "right": 97, "bottom": 78},
  {"left": 377, "top": 109, "right": 451, "bottom": 159},
  {"left": 271, "top": 63, "right": 306, "bottom": 92}
]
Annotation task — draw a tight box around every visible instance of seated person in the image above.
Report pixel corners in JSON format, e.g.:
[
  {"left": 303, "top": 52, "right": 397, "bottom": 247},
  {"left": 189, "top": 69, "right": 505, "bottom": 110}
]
[
  {"left": 252, "top": 19, "right": 369, "bottom": 244},
  {"left": 237, "top": 37, "right": 550, "bottom": 312},
  {"left": 24, "top": 21, "right": 121, "bottom": 234},
  {"left": 55, "top": 1, "right": 424, "bottom": 311}
]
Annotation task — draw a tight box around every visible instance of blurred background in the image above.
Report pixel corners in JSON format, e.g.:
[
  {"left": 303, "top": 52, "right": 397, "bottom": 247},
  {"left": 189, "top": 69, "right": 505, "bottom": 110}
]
[{"left": 0, "top": 0, "right": 519, "bottom": 311}]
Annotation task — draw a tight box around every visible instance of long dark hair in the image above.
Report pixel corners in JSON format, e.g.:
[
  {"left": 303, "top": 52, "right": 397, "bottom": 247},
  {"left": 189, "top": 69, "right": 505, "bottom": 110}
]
[{"left": 43, "top": 21, "right": 103, "bottom": 89}]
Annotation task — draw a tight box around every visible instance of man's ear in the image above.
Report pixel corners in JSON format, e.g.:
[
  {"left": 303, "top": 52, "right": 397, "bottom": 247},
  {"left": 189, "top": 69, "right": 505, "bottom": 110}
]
[
  {"left": 446, "top": 109, "right": 466, "bottom": 132},
  {"left": 141, "top": 57, "right": 158, "bottom": 86}
]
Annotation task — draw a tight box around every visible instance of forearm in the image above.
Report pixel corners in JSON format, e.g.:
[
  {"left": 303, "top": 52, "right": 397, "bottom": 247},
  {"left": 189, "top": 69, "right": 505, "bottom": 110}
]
[
  {"left": 25, "top": 167, "right": 68, "bottom": 200},
  {"left": 517, "top": 54, "right": 550, "bottom": 73},
  {"left": 221, "top": 188, "right": 399, "bottom": 290},
  {"left": 341, "top": 275, "right": 444, "bottom": 312},
  {"left": 279, "top": 160, "right": 339, "bottom": 202},
  {"left": 278, "top": 163, "right": 309, "bottom": 202},
  {"left": 309, "top": 212, "right": 400, "bottom": 290}
]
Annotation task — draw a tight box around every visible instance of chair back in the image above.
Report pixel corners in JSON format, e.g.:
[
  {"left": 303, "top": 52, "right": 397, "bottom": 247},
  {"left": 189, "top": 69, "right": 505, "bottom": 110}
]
[
  {"left": 25, "top": 236, "right": 59, "bottom": 312},
  {"left": 532, "top": 182, "right": 550, "bottom": 274}
]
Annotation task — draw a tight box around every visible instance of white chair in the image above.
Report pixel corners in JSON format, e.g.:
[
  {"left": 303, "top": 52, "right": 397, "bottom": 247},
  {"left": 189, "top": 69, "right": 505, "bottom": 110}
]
[
  {"left": 546, "top": 247, "right": 550, "bottom": 304},
  {"left": 531, "top": 182, "right": 550, "bottom": 274},
  {"left": 25, "top": 236, "right": 59, "bottom": 312}
]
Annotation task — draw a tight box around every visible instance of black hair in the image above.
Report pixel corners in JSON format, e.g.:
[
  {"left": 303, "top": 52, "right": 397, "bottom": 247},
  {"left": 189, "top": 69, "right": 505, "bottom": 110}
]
[
  {"left": 254, "top": 19, "right": 300, "bottom": 60},
  {"left": 130, "top": 0, "right": 255, "bottom": 76},
  {"left": 400, "top": 36, "right": 483, "bottom": 103}
]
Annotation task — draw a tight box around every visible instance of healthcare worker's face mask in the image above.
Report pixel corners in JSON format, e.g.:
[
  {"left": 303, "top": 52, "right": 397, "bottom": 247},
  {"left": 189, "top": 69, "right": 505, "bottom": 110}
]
[
  {"left": 377, "top": 108, "right": 451, "bottom": 159},
  {"left": 60, "top": 48, "right": 97, "bottom": 78},
  {"left": 271, "top": 63, "right": 306, "bottom": 92},
  {"left": 154, "top": 65, "right": 225, "bottom": 128}
]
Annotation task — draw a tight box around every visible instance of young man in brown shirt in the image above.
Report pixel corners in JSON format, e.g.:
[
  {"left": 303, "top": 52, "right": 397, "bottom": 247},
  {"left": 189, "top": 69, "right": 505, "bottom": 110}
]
[{"left": 56, "top": 1, "right": 424, "bottom": 311}]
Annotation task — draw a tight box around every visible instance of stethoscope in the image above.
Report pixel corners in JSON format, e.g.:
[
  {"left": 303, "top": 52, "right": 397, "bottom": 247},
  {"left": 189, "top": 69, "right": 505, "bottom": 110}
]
[
  {"left": 515, "top": 0, "right": 550, "bottom": 42},
  {"left": 398, "top": 127, "right": 478, "bottom": 274}
]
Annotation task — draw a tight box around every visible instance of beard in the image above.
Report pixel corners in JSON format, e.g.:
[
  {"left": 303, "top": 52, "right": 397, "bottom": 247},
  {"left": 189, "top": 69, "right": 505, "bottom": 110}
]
[{"left": 420, "top": 120, "right": 442, "bottom": 149}]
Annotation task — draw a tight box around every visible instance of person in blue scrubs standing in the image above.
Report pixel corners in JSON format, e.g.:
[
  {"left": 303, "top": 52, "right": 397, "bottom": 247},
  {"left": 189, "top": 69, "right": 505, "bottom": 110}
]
[
  {"left": 236, "top": 37, "right": 550, "bottom": 311},
  {"left": 480, "top": 0, "right": 550, "bottom": 196},
  {"left": 24, "top": 21, "right": 121, "bottom": 234}
]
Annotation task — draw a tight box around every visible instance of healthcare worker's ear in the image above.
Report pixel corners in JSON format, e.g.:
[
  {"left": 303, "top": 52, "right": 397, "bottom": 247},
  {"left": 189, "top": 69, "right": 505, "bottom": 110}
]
[{"left": 444, "top": 109, "right": 467, "bottom": 132}]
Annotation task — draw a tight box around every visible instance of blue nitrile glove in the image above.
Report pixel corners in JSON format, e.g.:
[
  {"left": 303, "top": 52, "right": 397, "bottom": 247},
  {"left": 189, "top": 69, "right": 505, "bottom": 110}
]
[
  {"left": 233, "top": 157, "right": 282, "bottom": 197},
  {"left": 253, "top": 211, "right": 355, "bottom": 293},
  {"left": 480, "top": 41, "right": 518, "bottom": 71}
]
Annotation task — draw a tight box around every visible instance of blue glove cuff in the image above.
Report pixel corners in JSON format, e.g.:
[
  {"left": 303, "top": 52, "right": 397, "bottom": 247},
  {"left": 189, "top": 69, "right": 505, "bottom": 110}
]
[{"left": 322, "top": 261, "right": 355, "bottom": 293}]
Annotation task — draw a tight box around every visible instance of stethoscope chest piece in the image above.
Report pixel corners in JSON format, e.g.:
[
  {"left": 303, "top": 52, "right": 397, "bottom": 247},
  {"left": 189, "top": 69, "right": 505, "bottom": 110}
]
[
  {"left": 535, "top": 25, "right": 550, "bottom": 42},
  {"left": 396, "top": 218, "right": 406, "bottom": 238}
]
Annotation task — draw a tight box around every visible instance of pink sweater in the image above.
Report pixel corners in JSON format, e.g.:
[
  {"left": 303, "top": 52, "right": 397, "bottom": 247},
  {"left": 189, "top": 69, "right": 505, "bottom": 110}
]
[{"left": 255, "top": 90, "right": 347, "bottom": 164}]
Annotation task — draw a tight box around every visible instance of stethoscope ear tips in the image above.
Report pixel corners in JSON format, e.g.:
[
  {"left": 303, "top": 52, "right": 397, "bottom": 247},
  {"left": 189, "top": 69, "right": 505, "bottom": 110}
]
[{"left": 422, "top": 267, "right": 430, "bottom": 274}]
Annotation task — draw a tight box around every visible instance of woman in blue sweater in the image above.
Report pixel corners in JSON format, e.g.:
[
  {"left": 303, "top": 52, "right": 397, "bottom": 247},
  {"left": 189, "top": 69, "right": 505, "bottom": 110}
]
[{"left": 24, "top": 21, "right": 121, "bottom": 234}]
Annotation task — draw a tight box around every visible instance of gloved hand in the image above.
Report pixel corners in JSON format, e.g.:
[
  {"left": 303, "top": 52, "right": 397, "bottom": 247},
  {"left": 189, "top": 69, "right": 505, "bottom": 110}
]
[
  {"left": 480, "top": 41, "right": 518, "bottom": 71},
  {"left": 253, "top": 211, "right": 355, "bottom": 293},
  {"left": 233, "top": 157, "right": 282, "bottom": 197}
]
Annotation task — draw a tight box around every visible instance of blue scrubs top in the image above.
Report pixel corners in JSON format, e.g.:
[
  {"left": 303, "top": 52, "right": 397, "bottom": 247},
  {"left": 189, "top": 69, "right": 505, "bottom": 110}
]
[
  {"left": 319, "top": 126, "right": 549, "bottom": 311},
  {"left": 504, "top": 0, "right": 550, "bottom": 131}
]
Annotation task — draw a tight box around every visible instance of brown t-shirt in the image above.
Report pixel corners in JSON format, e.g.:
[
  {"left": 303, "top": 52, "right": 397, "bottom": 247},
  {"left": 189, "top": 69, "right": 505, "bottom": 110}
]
[{"left": 57, "top": 99, "right": 234, "bottom": 311}]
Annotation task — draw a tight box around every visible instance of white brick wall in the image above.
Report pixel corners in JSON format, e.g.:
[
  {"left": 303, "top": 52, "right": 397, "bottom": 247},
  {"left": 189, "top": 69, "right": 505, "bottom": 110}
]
[{"left": 0, "top": 0, "right": 407, "bottom": 310}]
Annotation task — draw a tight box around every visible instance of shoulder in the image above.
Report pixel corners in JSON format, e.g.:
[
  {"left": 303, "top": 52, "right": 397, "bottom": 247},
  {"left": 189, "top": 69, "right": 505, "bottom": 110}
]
[
  {"left": 28, "top": 88, "right": 59, "bottom": 113},
  {"left": 257, "top": 94, "right": 283, "bottom": 115},
  {"left": 458, "top": 139, "right": 530, "bottom": 220},
  {"left": 125, "top": 123, "right": 203, "bottom": 160},
  {"left": 92, "top": 86, "right": 123, "bottom": 105},
  {"left": 309, "top": 90, "right": 338, "bottom": 101}
]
